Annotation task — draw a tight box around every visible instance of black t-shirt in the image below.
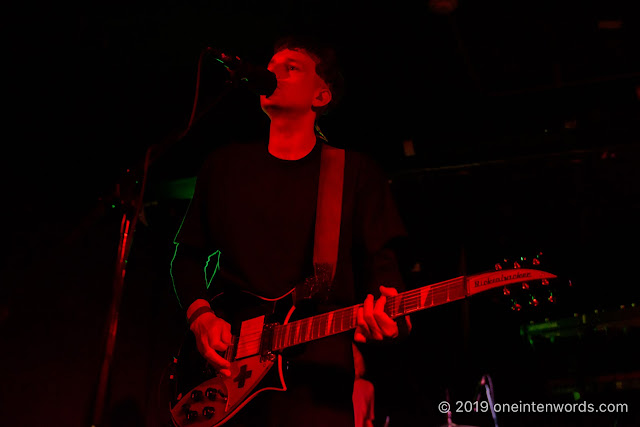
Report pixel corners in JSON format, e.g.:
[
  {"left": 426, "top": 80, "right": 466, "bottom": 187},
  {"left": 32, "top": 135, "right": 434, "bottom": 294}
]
[{"left": 170, "top": 138, "right": 408, "bottom": 424}]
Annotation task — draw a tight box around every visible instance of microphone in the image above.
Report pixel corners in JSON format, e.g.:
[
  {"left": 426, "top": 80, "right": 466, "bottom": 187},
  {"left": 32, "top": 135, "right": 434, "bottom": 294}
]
[{"left": 207, "top": 47, "right": 277, "bottom": 97}]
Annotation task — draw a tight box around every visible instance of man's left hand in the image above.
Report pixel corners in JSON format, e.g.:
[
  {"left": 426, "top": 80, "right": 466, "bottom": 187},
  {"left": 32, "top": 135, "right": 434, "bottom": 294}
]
[{"left": 354, "top": 285, "right": 411, "bottom": 343}]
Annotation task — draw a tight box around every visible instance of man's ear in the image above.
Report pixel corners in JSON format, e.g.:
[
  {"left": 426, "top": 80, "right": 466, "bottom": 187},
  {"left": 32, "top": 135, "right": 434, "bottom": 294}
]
[{"left": 313, "top": 87, "right": 332, "bottom": 109}]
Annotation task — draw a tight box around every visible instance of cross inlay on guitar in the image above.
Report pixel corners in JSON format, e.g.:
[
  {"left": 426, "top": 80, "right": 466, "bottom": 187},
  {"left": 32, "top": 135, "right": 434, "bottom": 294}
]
[{"left": 233, "top": 364, "right": 252, "bottom": 389}]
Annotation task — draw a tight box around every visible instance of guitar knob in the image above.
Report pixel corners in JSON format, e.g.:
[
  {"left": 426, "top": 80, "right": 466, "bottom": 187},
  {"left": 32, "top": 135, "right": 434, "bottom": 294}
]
[
  {"left": 541, "top": 279, "right": 549, "bottom": 286},
  {"left": 533, "top": 258, "right": 540, "bottom": 265},
  {"left": 521, "top": 282, "right": 529, "bottom": 290},
  {"left": 191, "top": 389, "right": 203, "bottom": 401},
  {"left": 206, "top": 388, "right": 217, "bottom": 401},
  {"left": 186, "top": 410, "right": 199, "bottom": 421},
  {"left": 502, "top": 287, "right": 510, "bottom": 296},
  {"left": 495, "top": 263, "right": 503, "bottom": 271},
  {"left": 203, "top": 407, "right": 216, "bottom": 418},
  {"left": 511, "top": 299, "right": 522, "bottom": 311}
]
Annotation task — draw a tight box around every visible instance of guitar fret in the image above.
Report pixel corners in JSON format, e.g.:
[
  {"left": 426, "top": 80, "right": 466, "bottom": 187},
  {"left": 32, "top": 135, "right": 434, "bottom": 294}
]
[
  {"left": 388, "top": 296, "right": 397, "bottom": 318},
  {"left": 287, "top": 323, "right": 295, "bottom": 345},
  {"left": 296, "top": 322, "right": 302, "bottom": 345},
  {"left": 291, "top": 322, "right": 299, "bottom": 346},
  {"left": 318, "top": 315, "right": 328, "bottom": 339},
  {"left": 340, "top": 309, "right": 348, "bottom": 332},
  {"left": 331, "top": 313, "right": 340, "bottom": 334},
  {"left": 285, "top": 323, "right": 292, "bottom": 348},
  {"left": 422, "top": 286, "right": 432, "bottom": 309},
  {"left": 303, "top": 318, "right": 311, "bottom": 343},
  {"left": 325, "top": 312, "right": 333, "bottom": 337},
  {"left": 310, "top": 317, "right": 316, "bottom": 340},
  {"left": 351, "top": 306, "right": 357, "bottom": 329}
]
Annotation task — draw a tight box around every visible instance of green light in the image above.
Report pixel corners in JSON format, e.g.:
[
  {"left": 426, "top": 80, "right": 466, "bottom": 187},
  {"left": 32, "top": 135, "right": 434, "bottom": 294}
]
[
  {"left": 169, "top": 198, "right": 222, "bottom": 309},
  {"left": 159, "top": 177, "right": 196, "bottom": 200},
  {"left": 204, "top": 250, "right": 221, "bottom": 290},
  {"left": 111, "top": 204, "right": 116, "bottom": 208},
  {"left": 170, "top": 200, "right": 192, "bottom": 309},
  {"left": 573, "top": 391, "right": 581, "bottom": 401}
]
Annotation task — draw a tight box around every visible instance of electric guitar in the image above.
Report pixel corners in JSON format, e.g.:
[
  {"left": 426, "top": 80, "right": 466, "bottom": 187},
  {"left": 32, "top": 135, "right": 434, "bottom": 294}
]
[{"left": 169, "top": 264, "right": 556, "bottom": 426}]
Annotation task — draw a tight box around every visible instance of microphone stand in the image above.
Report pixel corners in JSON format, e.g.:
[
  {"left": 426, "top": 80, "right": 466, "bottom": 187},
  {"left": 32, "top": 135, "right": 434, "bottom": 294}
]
[{"left": 89, "top": 47, "right": 235, "bottom": 426}]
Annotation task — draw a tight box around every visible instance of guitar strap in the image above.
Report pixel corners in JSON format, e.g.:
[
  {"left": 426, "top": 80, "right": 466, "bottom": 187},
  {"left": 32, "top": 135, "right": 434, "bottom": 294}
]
[{"left": 308, "top": 142, "right": 345, "bottom": 300}]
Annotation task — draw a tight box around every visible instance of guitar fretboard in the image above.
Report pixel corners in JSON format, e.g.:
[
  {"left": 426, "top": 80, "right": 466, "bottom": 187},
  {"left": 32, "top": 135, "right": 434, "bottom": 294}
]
[{"left": 271, "top": 276, "right": 466, "bottom": 351}]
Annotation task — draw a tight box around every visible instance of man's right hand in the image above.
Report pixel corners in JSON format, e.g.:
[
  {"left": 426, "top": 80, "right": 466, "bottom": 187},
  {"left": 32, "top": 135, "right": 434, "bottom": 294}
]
[{"left": 189, "top": 311, "right": 233, "bottom": 377}]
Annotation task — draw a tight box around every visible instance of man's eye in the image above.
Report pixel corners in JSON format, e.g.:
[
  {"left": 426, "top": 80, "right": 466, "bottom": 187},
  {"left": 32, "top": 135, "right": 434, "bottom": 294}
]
[{"left": 288, "top": 65, "right": 297, "bottom": 71}]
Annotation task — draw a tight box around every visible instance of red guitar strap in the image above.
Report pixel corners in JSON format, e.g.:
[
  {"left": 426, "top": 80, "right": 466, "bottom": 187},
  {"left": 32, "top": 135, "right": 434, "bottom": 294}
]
[{"left": 313, "top": 142, "right": 345, "bottom": 288}]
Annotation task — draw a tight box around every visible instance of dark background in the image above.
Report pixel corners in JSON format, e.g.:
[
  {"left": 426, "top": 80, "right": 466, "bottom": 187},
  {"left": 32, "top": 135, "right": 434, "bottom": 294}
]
[{"left": 2, "top": 1, "right": 640, "bottom": 426}]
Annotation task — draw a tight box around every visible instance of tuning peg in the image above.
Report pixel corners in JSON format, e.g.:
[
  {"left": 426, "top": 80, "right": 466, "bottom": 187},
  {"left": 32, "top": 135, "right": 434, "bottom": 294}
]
[
  {"left": 547, "top": 292, "right": 556, "bottom": 303},
  {"left": 503, "top": 286, "right": 510, "bottom": 295},
  {"left": 529, "top": 295, "right": 539, "bottom": 307},
  {"left": 511, "top": 299, "right": 522, "bottom": 311},
  {"left": 541, "top": 279, "right": 549, "bottom": 286},
  {"left": 521, "top": 282, "right": 529, "bottom": 290},
  {"left": 533, "top": 258, "right": 540, "bottom": 265},
  {"left": 191, "top": 390, "right": 204, "bottom": 402},
  {"left": 514, "top": 261, "right": 521, "bottom": 269},
  {"left": 495, "top": 263, "right": 503, "bottom": 271},
  {"left": 206, "top": 388, "right": 218, "bottom": 401}
]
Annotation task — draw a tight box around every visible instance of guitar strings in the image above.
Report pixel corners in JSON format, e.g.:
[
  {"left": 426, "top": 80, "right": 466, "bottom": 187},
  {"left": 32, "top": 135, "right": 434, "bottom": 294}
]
[
  {"left": 232, "top": 273, "right": 539, "bottom": 353},
  {"left": 233, "top": 278, "right": 467, "bottom": 352}
]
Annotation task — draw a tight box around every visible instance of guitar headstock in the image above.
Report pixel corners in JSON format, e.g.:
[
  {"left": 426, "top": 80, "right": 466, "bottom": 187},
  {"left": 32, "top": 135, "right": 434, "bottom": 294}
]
[{"left": 492, "top": 252, "right": 572, "bottom": 314}]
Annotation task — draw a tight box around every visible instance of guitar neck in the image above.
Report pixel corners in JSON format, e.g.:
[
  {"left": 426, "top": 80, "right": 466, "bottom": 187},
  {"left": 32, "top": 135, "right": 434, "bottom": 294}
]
[
  {"left": 271, "top": 276, "right": 467, "bottom": 351},
  {"left": 271, "top": 267, "right": 556, "bottom": 351}
]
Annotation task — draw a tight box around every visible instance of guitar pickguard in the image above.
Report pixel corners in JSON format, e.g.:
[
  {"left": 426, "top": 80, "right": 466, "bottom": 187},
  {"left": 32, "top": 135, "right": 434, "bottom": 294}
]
[{"left": 170, "top": 354, "right": 281, "bottom": 426}]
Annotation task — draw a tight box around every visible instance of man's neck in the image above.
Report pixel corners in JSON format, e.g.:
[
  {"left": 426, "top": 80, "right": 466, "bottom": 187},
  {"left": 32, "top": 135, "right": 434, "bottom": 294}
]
[{"left": 267, "top": 114, "right": 318, "bottom": 160}]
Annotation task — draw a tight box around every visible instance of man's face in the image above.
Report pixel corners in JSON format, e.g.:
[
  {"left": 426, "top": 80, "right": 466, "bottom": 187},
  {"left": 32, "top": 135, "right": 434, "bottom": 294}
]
[{"left": 260, "top": 48, "right": 330, "bottom": 118}]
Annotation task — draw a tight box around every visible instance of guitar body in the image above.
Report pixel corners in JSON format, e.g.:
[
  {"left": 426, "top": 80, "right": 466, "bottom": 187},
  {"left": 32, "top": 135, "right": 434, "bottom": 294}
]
[{"left": 170, "top": 290, "right": 299, "bottom": 427}]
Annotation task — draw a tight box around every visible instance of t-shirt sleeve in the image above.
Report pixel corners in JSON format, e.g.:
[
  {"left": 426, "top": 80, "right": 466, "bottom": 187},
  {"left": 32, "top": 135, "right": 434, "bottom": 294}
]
[{"left": 170, "top": 155, "right": 217, "bottom": 312}]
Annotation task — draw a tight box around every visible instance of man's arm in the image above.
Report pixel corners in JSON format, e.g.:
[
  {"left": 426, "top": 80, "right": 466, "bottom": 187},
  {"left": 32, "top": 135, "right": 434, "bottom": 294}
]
[{"left": 170, "top": 154, "right": 233, "bottom": 375}]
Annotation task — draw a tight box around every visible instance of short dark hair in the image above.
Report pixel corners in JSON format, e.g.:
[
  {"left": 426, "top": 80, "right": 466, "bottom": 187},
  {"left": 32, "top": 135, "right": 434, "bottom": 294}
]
[{"left": 273, "top": 35, "right": 345, "bottom": 117}]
